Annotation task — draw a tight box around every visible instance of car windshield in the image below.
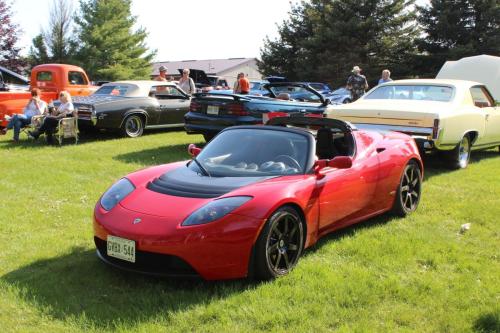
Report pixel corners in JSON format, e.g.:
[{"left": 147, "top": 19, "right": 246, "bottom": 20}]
[
  {"left": 364, "top": 84, "right": 454, "bottom": 102},
  {"left": 309, "top": 83, "right": 326, "bottom": 91},
  {"left": 188, "top": 129, "right": 309, "bottom": 177},
  {"left": 250, "top": 82, "right": 262, "bottom": 90},
  {"left": 94, "top": 85, "right": 130, "bottom": 96},
  {"left": 269, "top": 85, "right": 321, "bottom": 102}
]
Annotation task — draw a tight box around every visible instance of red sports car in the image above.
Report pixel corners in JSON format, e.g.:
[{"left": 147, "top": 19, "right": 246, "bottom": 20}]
[{"left": 93, "top": 117, "right": 423, "bottom": 280}]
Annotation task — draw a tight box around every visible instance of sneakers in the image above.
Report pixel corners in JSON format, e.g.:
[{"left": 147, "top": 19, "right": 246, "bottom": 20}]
[{"left": 4, "top": 115, "right": 12, "bottom": 121}]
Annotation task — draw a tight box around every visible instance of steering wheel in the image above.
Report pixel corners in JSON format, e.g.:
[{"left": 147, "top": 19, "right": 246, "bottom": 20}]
[{"left": 275, "top": 155, "right": 301, "bottom": 170}]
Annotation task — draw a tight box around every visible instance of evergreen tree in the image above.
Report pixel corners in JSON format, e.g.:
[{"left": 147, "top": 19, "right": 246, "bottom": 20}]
[
  {"left": 259, "top": 0, "right": 419, "bottom": 87},
  {"left": 0, "top": 0, "right": 26, "bottom": 71},
  {"left": 74, "top": 0, "right": 155, "bottom": 81},
  {"left": 27, "top": 34, "right": 50, "bottom": 67},
  {"left": 418, "top": 0, "right": 500, "bottom": 76}
]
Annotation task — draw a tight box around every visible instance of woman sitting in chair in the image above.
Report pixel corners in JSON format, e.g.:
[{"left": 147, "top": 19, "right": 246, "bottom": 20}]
[
  {"left": 29, "top": 90, "right": 76, "bottom": 144},
  {"left": 0, "top": 88, "right": 48, "bottom": 142}
]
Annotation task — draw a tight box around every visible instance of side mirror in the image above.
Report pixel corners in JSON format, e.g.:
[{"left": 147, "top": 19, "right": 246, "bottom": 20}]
[{"left": 188, "top": 144, "right": 201, "bottom": 157}]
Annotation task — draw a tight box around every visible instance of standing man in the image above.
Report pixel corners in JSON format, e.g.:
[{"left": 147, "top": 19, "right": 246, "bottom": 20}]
[
  {"left": 346, "top": 66, "right": 369, "bottom": 101},
  {"left": 238, "top": 72, "right": 250, "bottom": 95},
  {"left": 378, "top": 69, "right": 392, "bottom": 85},
  {"left": 155, "top": 65, "right": 169, "bottom": 81}
]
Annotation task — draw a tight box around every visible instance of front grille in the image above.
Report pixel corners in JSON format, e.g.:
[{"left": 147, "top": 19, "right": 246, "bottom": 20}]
[
  {"left": 94, "top": 237, "right": 198, "bottom": 277},
  {"left": 76, "top": 105, "right": 93, "bottom": 120}
]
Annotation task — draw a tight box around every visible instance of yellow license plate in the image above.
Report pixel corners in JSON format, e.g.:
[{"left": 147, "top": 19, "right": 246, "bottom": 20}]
[
  {"left": 207, "top": 105, "right": 219, "bottom": 115},
  {"left": 107, "top": 235, "right": 136, "bottom": 263}
]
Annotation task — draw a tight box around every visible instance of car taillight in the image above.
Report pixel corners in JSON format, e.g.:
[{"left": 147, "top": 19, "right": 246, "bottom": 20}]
[
  {"left": 190, "top": 101, "right": 201, "bottom": 113},
  {"left": 432, "top": 118, "right": 440, "bottom": 139},
  {"left": 226, "top": 103, "right": 249, "bottom": 116}
]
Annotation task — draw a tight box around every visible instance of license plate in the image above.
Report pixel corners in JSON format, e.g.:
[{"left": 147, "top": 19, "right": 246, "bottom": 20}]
[
  {"left": 107, "top": 235, "right": 136, "bottom": 263},
  {"left": 207, "top": 105, "right": 219, "bottom": 115}
]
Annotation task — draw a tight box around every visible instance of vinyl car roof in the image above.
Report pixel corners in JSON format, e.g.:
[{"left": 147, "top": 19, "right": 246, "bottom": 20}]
[{"left": 102, "top": 80, "right": 178, "bottom": 97}]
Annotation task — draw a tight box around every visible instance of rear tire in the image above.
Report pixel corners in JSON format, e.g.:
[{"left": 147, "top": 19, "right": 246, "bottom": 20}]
[
  {"left": 391, "top": 160, "right": 422, "bottom": 217},
  {"left": 254, "top": 206, "right": 304, "bottom": 280},
  {"left": 446, "top": 134, "right": 471, "bottom": 169},
  {"left": 122, "top": 114, "right": 144, "bottom": 138}
]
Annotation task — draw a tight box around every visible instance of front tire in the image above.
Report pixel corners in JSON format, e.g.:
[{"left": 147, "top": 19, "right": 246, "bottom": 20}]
[
  {"left": 446, "top": 134, "right": 471, "bottom": 169},
  {"left": 254, "top": 206, "right": 304, "bottom": 280},
  {"left": 122, "top": 115, "right": 144, "bottom": 138},
  {"left": 391, "top": 160, "right": 422, "bottom": 217}
]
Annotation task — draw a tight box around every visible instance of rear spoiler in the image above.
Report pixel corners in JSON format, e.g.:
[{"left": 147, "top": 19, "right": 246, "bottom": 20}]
[
  {"left": 267, "top": 114, "right": 356, "bottom": 132},
  {"left": 192, "top": 92, "right": 252, "bottom": 101}
]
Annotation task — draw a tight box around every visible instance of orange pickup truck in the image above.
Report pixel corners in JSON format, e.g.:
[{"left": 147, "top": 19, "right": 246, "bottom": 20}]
[{"left": 0, "top": 64, "right": 97, "bottom": 128}]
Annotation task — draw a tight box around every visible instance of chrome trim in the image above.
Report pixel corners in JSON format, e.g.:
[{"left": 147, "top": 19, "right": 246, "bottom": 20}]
[
  {"left": 353, "top": 123, "right": 433, "bottom": 136},
  {"left": 145, "top": 123, "right": 184, "bottom": 129}
]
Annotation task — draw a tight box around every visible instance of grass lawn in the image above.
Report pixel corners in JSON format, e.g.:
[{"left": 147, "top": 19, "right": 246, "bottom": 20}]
[{"left": 0, "top": 130, "right": 499, "bottom": 333}]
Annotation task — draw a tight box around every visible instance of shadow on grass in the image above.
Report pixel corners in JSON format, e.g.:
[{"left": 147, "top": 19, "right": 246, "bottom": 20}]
[
  {"left": 113, "top": 142, "right": 203, "bottom": 166},
  {"left": 473, "top": 310, "right": 500, "bottom": 333},
  {"left": 421, "top": 149, "right": 500, "bottom": 181},
  {"left": 1, "top": 247, "right": 258, "bottom": 329},
  {"left": 0, "top": 128, "right": 188, "bottom": 150}
]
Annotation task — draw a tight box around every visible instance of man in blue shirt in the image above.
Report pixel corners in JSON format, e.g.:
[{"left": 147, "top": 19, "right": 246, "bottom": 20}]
[{"left": 378, "top": 69, "right": 393, "bottom": 85}]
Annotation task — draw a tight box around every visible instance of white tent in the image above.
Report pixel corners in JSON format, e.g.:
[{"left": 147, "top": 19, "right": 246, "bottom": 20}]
[{"left": 436, "top": 54, "right": 500, "bottom": 102}]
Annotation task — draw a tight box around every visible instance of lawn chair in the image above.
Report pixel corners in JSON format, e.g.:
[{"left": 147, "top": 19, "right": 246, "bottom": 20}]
[
  {"left": 54, "top": 116, "right": 79, "bottom": 145},
  {"left": 21, "top": 114, "right": 45, "bottom": 137}
]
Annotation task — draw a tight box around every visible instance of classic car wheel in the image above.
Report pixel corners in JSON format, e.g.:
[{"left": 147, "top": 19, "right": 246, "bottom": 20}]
[
  {"left": 254, "top": 206, "right": 304, "bottom": 280},
  {"left": 446, "top": 135, "right": 471, "bottom": 169},
  {"left": 342, "top": 98, "right": 351, "bottom": 104},
  {"left": 392, "top": 160, "right": 422, "bottom": 217},
  {"left": 122, "top": 115, "right": 144, "bottom": 138}
]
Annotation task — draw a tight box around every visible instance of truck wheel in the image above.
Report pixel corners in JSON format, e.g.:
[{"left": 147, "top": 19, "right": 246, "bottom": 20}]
[
  {"left": 391, "top": 160, "right": 422, "bottom": 217},
  {"left": 254, "top": 206, "right": 304, "bottom": 280},
  {"left": 446, "top": 134, "right": 471, "bottom": 169},
  {"left": 122, "top": 115, "right": 144, "bottom": 138}
]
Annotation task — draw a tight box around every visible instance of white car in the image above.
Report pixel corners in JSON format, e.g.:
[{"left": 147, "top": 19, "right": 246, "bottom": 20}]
[{"left": 325, "top": 79, "right": 500, "bottom": 169}]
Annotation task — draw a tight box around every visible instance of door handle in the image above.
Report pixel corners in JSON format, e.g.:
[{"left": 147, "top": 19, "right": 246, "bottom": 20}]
[{"left": 485, "top": 114, "right": 490, "bottom": 121}]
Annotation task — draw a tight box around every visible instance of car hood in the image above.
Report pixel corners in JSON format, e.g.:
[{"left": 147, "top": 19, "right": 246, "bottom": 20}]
[{"left": 119, "top": 166, "right": 274, "bottom": 218}]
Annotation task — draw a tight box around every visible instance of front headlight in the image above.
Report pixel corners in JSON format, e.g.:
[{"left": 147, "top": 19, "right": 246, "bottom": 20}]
[
  {"left": 100, "top": 178, "right": 135, "bottom": 211},
  {"left": 182, "top": 196, "right": 252, "bottom": 226}
]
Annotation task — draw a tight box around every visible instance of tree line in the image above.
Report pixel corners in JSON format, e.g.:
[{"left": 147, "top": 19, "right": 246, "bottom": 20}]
[
  {"left": 258, "top": 0, "right": 500, "bottom": 87},
  {"left": 0, "top": 0, "right": 154, "bottom": 81}
]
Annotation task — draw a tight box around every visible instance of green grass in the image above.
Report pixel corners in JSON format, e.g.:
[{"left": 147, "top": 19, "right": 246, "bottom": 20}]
[{"left": 0, "top": 131, "right": 499, "bottom": 333}]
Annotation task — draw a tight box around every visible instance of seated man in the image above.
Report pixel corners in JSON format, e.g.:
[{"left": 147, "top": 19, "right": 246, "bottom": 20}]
[{"left": 0, "top": 88, "right": 48, "bottom": 142}]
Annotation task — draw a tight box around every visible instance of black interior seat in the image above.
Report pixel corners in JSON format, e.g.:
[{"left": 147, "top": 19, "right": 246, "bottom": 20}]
[{"left": 316, "top": 127, "right": 339, "bottom": 159}]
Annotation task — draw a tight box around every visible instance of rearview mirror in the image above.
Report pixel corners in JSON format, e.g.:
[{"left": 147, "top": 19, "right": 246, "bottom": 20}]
[{"left": 188, "top": 144, "right": 201, "bottom": 157}]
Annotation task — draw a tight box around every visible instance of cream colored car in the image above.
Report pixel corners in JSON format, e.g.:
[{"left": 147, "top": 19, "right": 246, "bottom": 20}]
[{"left": 325, "top": 79, "right": 500, "bottom": 169}]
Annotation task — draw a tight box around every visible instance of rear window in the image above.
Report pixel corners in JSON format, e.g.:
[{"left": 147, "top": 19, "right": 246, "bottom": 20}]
[
  {"left": 94, "top": 85, "right": 130, "bottom": 96},
  {"left": 68, "top": 71, "right": 88, "bottom": 85},
  {"left": 365, "top": 85, "right": 454, "bottom": 102},
  {"left": 37, "top": 71, "right": 53, "bottom": 81}
]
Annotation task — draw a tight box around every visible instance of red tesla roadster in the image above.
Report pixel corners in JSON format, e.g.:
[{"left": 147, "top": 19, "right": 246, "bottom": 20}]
[{"left": 93, "top": 117, "right": 423, "bottom": 280}]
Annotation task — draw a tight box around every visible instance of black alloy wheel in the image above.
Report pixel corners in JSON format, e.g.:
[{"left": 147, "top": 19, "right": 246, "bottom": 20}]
[
  {"left": 122, "top": 114, "right": 144, "bottom": 138},
  {"left": 392, "top": 160, "right": 422, "bottom": 217},
  {"left": 254, "top": 206, "right": 304, "bottom": 279}
]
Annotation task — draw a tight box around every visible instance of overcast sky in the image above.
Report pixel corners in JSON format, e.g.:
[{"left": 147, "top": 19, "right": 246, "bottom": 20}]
[
  {"left": 12, "top": 0, "right": 429, "bottom": 62},
  {"left": 12, "top": 0, "right": 297, "bottom": 61}
]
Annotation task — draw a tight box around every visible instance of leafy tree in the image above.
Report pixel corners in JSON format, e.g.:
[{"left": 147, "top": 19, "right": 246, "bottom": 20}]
[
  {"left": 0, "top": 0, "right": 26, "bottom": 71},
  {"left": 418, "top": 0, "right": 500, "bottom": 76},
  {"left": 74, "top": 0, "right": 156, "bottom": 81},
  {"left": 259, "top": 0, "right": 419, "bottom": 87}
]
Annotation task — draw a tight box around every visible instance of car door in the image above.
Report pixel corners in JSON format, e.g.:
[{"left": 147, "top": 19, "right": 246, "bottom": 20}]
[
  {"left": 470, "top": 86, "right": 500, "bottom": 145},
  {"left": 153, "top": 85, "right": 190, "bottom": 125},
  {"left": 316, "top": 131, "right": 379, "bottom": 231}
]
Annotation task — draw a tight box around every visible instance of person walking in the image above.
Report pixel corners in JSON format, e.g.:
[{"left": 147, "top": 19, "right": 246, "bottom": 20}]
[
  {"left": 378, "top": 69, "right": 392, "bottom": 85},
  {"left": 233, "top": 73, "right": 242, "bottom": 93},
  {"left": 0, "top": 88, "right": 48, "bottom": 142},
  {"left": 178, "top": 69, "right": 196, "bottom": 95},
  {"left": 346, "top": 66, "right": 369, "bottom": 101}
]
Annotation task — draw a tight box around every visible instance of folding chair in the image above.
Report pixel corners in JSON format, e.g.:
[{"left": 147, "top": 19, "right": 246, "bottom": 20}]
[{"left": 55, "top": 116, "right": 79, "bottom": 145}]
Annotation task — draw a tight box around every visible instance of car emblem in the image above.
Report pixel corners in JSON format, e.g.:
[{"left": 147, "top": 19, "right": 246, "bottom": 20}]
[{"left": 133, "top": 218, "right": 142, "bottom": 224}]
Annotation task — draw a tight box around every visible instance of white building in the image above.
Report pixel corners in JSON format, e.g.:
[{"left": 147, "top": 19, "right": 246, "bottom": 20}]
[{"left": 151, "top": 58, "right": 262, "bottom": 87}]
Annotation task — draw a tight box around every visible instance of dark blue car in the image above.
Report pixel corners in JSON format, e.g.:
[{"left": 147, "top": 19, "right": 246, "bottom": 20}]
[{"left": 184, "top": 82, "right": 331, "bottom": 141}]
